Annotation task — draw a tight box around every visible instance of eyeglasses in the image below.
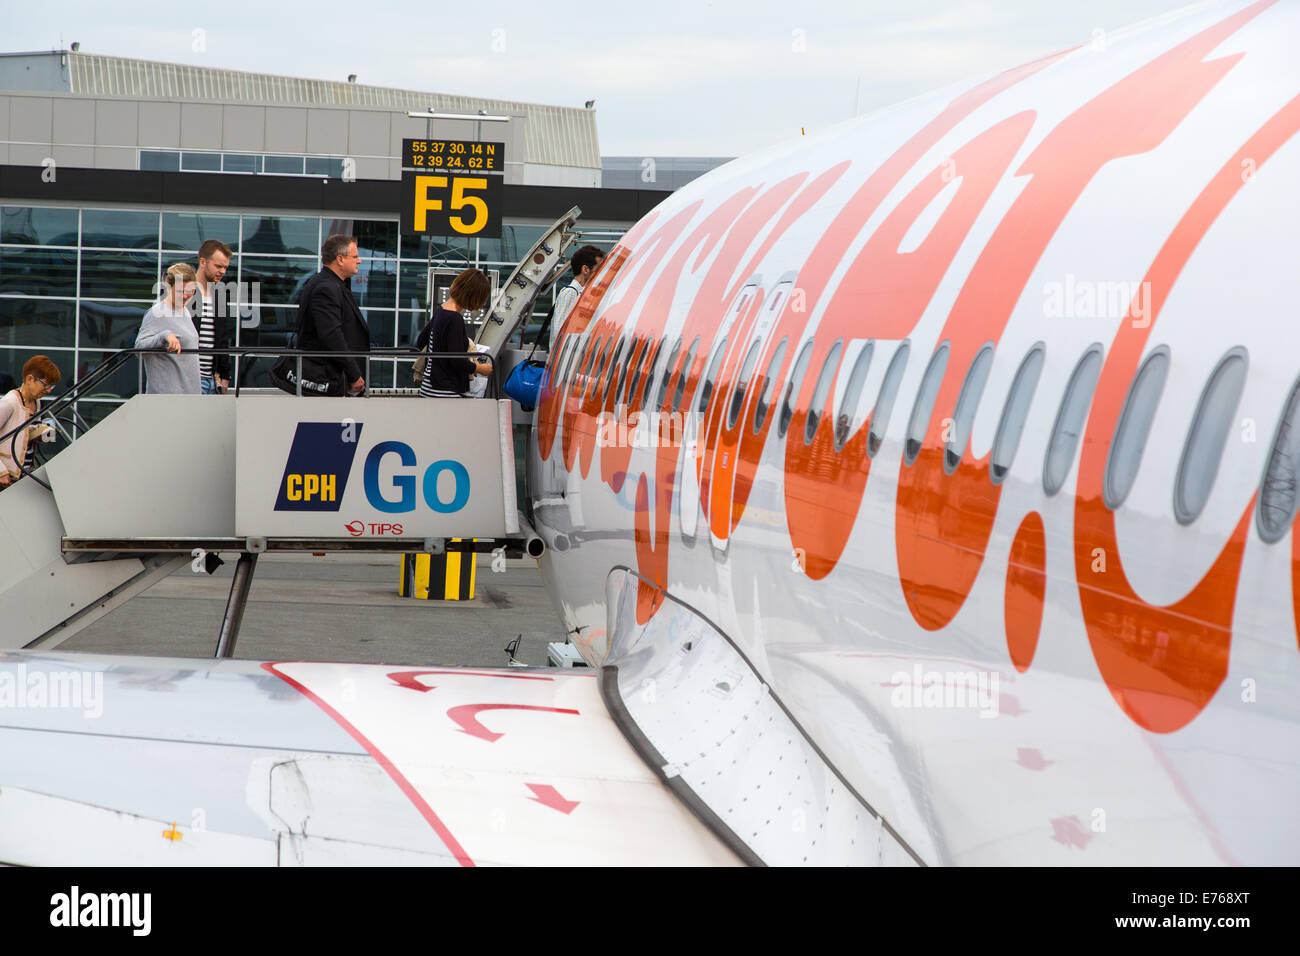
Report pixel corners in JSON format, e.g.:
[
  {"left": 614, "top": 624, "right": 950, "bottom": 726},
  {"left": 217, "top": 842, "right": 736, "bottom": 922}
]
[{"left": 37, "top": 379, "right": 54, "bottom": 391}]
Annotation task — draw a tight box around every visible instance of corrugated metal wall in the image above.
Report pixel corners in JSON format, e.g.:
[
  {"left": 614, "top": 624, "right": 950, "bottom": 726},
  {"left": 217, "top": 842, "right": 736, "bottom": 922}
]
[{"left": 67, "top": 53, "right": 599, "bottom": 169}]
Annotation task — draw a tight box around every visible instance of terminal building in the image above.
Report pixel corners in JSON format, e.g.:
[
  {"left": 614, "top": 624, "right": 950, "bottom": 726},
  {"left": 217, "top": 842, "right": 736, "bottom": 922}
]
[{"left": 0, "top": 49, "right": 699, "bottom": 421}]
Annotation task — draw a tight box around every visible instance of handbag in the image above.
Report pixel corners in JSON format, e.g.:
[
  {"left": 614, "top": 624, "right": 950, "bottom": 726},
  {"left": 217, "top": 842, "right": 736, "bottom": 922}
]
[
  {"left": 504, "top": 360, "right": 546, "bottom": 411},
  {"left": 270, "top": 313, "right": 348, "bottom": 396},
  {"left": 270, "top": 355, "right": 348, "bottom": 396},
  {"left": 501, "top": 301, "right": 557, "bottom": 411},
  {"left": 411, "top": 312, "right": 437, "bottom": 384}
]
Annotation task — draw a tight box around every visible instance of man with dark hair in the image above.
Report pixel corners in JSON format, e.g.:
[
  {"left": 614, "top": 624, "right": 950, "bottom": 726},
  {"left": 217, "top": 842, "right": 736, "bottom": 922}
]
[
  {"left": 285, "top": 234, "right": 369, "bottom": 395},
  {"left": 194, "top": 238, "right": 233, "bottom": 394},
  {"left": 550, "top": 245, "right": 605, "bottom": 350}
]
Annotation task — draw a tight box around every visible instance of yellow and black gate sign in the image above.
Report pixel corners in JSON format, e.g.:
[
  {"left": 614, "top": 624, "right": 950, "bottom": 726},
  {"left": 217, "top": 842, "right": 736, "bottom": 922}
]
[
  {"left": 401, "top": 171, "right": 503, "bottom": 239},
  {"left": 403, "top": 138, "right": 504, "bottom": 172}
]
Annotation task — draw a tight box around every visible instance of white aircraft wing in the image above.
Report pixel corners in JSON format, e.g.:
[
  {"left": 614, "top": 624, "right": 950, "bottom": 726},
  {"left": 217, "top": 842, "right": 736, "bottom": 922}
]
[{"left": 0, "top": 651, "right": 740, "bottom": 866}]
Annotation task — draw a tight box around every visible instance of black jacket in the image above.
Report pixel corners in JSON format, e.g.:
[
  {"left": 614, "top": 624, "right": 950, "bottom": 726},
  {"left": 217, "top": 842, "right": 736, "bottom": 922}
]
[
  {"left": 416, "top": 307, "right": 475, "bottom": 395},
  {"left": 296, "top": 268, "right": 370, "bottom": 384},
  {"left": 190, "top": 284, "right": 235, "bottom": 380}
]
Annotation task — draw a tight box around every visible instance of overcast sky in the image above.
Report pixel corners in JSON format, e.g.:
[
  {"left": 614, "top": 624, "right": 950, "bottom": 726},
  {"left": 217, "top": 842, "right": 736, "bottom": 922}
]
[{"left": 3, "top": 0, "right": 1199, "bottom": 157}]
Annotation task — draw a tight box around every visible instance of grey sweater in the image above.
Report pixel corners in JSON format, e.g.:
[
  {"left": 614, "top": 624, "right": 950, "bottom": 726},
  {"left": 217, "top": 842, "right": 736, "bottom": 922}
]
[{"left": 135, "top": 301, "right": 201, "bottom": 395}]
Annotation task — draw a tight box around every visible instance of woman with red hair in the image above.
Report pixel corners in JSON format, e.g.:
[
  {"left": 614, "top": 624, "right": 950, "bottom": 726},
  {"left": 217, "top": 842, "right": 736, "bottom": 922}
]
[{"left": 0, "top": 355, "right": 61, "bottom": 488}]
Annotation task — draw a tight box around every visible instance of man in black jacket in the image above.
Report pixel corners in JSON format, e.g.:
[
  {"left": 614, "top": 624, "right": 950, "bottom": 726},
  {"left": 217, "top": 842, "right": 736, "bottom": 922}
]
[
  {"left": 296, "top": 234, "right": 370, "bottom": 394},
  {"left": 193, "top": 239, "right": 234, "bottom": 393}
]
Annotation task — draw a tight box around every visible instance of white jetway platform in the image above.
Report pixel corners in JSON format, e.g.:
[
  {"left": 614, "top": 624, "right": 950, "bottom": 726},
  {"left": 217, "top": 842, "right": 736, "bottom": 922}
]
[{"left": 0, "top": 394, "right": 543, "bottom": 655}]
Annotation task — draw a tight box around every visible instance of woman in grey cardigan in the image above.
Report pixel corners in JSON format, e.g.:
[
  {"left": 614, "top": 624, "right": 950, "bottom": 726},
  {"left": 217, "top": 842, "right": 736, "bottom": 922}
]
[{"left": 136, "top": 262, "right": 200, "bottom": 394}]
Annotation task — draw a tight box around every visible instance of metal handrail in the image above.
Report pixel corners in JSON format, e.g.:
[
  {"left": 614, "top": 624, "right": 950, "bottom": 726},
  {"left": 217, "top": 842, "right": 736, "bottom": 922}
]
[
  {"left": 158, "top": 346, "right": 484, "bottom": 398},
  {"left": 2, "top": 346, "right": 490, "bottom": 490}
]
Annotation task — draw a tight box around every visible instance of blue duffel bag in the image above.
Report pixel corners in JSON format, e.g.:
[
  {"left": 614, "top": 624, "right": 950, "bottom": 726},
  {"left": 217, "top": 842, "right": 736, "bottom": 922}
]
[{"left": 504, "top": 359, "right": 547, "bottom": 411}]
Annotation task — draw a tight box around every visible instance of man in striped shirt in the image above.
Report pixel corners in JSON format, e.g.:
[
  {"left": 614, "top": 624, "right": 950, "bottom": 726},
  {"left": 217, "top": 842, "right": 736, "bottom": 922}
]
[
  {"left": 194, "top": 239, "right": 233, "bottom": 394},
  {"left": 549, "top": 245, "right": 605, "bottom": 351}
]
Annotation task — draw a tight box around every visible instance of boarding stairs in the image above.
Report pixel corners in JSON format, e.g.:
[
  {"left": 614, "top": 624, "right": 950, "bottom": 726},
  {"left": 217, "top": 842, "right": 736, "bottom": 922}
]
[{"left": 0, "top": 209, "right": 583, "bottom": 656}]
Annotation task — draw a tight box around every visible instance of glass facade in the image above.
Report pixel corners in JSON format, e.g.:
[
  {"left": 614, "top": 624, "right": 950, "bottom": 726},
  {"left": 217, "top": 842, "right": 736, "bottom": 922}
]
[
  {"left": 0, "top": 203, "right": 623, "bottom": 432},
  {"left": 139, "top": 150, "right": 350, "bottom": 178}
]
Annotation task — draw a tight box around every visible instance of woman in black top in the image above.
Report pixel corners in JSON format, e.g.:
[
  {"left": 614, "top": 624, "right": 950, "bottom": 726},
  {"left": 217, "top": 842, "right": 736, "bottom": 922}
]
[{"left": 417, "top": 269, "right": 493, "bottom": 397}]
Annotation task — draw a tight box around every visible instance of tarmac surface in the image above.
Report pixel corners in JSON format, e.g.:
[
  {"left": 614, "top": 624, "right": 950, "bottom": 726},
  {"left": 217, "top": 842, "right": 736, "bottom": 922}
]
[{"left": 60, "top": 552, "right": 568, "bottom": 668}]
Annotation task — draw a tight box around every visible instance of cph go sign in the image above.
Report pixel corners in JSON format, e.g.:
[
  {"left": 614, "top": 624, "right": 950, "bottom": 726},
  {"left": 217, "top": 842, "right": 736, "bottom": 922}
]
[{"left": 363, "top": 441, "right": 471, "bottom": 514}]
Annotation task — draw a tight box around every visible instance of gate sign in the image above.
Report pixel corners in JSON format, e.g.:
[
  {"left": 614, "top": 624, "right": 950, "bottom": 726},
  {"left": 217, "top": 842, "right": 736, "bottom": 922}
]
[
  {"left": 402, "top": 138, "right": 504, "bottom": 173},
  {"left": 401, "top": 171, "right": 503, "bottom": 239},
  {"left": 236, "top": 398, "right": 510, "bottom": 539}
]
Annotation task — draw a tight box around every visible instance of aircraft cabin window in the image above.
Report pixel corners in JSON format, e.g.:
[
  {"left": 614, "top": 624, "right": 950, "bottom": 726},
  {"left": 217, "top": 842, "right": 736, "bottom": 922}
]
[
  {"left": 654, "top": 337, "right": 683, "bottom": 409},
  {"left": 768, "top": 280, "right": 793, "bottom": 315},
  {"left": 697, "top": 336, "right": 729, "bottom": 413},
  {"left": 753, "top": 337, "right": 789, "bottom": 434},
  {"left": 1175, "top": 347, "right": 1247, "bottom": 525},
  {"left": 586, "top": 337, "right": 612, "bottom": 402},
  {"left": 577, "top": 336, "right": 602, "bottom": 393},
  {"left": 835, "top": 341, "right": 875, "bottom": 451},
  {"left": 564, "top": 338, "right": 584, "bottom": 392},
  {"left": 1103, "top": 346, "right": 1170, "bottom": 510},
  {"left": 1043, "top": 344, "right": 1104, "bottom": 496},
  {"left": 778, "top": 339, "right": 815, "bottom": 439},
  {"left": 612, "top": 337, "right": 637, "bottom": 407},
  {"left": 944, "top": 342, "right": 995, "bottom": 474},
  {"left": 868, "top": 342, "right": 911, "bottom": 457},
  {"left": 990, "top": 343, "right": 1045, "bottom": 485},
  {"left": 624, "top": 338, "right": 649, "bottom": 406},
  {"left": 805, "top": 339, "right": 845, "bottom": 445},
  {"left": 672, "top": 336, "right": 701, "bottom": 414},
  {"left": 634, "top": 340, "right": 662, "bottom": 408},
  {"left": 1258, "top": 373, "right": 1300, "bottom": 542},
  {"left": 728, "top": 340, "right": 764, "bottom": 430},
  {"left": 904, "top": 342, "right": 950, "bottom": 465},
  {"left": 602, "top": 337, "right": 626, "bottom": 406},
  {"left": 552, "top": 339, "right": 573, "bottom": 388},
  {"left": 553, "top": 339, "right": 573, "bottom": 387}
]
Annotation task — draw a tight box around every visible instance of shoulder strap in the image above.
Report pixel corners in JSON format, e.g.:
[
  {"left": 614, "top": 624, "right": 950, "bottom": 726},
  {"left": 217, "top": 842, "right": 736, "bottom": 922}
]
[
  {"left": 415, "top": 307, "right": 439, "bottom": 353},
  {"left": 526, "top": 299, "right": 560, "bottom": 361}
]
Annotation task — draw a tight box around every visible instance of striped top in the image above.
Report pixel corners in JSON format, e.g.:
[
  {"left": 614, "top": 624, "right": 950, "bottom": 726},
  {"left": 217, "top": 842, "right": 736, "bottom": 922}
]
[
  {"left": 196, "top": 287, "right": 216, "bottom": 379},
  {"left": 550, "top": 280, "right": 582, "bottom": 351},
  {"left": 419, "top": 360, "right": 468, "bottom": 398}
]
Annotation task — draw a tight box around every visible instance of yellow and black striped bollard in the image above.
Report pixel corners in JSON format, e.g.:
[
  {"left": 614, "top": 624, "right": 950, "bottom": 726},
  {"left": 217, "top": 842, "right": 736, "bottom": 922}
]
[{"left": 399, "top": 539, "right": 476, "bottom": 600}]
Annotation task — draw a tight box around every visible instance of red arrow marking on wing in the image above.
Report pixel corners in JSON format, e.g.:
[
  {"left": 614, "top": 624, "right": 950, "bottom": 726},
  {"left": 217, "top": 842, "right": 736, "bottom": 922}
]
[
  {"left": 526, "top": 783, "right": 580, "bottom": 815},
  {"left": 1017, "top": 747, "right": 1053, "bottom": 771},
  {"left": 388, "top": 671, "right": 439, "bottom": 692},
  {"left": 1049, "top": 815, "right": 1093, "bottom": 849},
  {"left": 999, "top": 693, "right": 1028, "bottom": 717},
  {"left": 388, "top": 669, "right": 555, "bottom": 692},
  {"left": 448, "top": 703, "right": 580, "bottom": 742}
]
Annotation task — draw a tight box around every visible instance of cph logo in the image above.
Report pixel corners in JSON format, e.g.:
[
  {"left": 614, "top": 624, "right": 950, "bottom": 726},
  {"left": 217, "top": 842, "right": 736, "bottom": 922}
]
[{"left": 275, "top": 423, "right": 364, "bottom": 512}]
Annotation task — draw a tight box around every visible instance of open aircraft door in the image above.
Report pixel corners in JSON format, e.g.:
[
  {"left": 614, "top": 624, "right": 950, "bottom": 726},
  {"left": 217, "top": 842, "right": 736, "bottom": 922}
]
[{"left": 475, "top": 206, "right": 581, "bottom": 360}]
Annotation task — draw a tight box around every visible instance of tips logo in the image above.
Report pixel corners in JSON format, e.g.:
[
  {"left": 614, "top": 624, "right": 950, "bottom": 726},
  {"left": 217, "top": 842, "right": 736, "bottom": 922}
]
[
  {"left": 275, "top": 422, "right": 364, "bottom": 512},
  {"left": 344, "top": 520, "right": 365, "bottom": 536}
]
